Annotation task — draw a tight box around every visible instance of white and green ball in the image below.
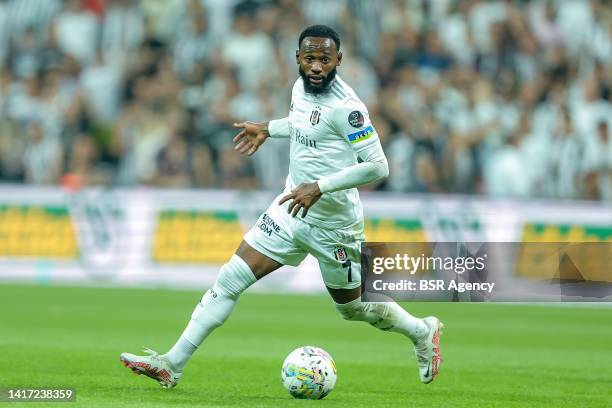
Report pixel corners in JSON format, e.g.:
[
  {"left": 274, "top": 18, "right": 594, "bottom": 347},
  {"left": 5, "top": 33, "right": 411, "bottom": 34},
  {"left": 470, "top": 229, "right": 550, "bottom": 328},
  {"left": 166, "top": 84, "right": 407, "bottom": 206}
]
[{"left": 281, "top": 346, "right": 337, "bottom": 400}]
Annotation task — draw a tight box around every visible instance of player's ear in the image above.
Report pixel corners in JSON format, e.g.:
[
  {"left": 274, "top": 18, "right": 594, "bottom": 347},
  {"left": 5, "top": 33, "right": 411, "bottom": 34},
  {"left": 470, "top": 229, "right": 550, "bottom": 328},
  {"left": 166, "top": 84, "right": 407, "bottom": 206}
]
[
  {"left": 295, "top": 50, "right": 300, "bottom": 65},
  {"left": 337, "top": 51, "right": 342, "bottom": 66}
]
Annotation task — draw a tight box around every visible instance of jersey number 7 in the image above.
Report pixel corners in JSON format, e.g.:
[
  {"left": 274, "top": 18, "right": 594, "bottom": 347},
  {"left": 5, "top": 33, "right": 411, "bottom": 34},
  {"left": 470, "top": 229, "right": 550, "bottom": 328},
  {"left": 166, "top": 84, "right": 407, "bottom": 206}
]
[{"left": 342, "top": 260, "right": 352, "bottom": 283}]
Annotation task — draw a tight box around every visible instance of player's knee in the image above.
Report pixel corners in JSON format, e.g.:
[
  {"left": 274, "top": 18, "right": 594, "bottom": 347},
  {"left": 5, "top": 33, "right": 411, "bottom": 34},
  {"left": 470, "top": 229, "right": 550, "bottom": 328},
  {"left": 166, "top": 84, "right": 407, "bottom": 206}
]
[
  {"left": 213, "top": 254, "right": 257, "bottom": 298},
  {"left": 190, "top": 255, "right": 255, "bottom": 327}
]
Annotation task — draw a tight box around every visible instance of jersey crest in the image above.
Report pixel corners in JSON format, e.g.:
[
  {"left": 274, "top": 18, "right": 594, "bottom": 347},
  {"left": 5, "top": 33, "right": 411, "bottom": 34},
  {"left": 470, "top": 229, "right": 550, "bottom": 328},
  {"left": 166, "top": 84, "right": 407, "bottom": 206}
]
[
  {"left": 333, "top": 246, "right": 348, "bottom": 262},
  {"left": 310, "top": 107, "right": 321, "bottom": 126}
]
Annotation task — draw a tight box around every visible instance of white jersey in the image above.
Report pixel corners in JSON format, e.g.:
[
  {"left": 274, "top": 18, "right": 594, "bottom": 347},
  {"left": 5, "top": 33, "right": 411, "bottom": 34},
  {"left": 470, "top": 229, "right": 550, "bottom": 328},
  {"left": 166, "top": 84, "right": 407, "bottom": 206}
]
[{"left": 280, "top": 75, "right": 383, "bottom": 230}]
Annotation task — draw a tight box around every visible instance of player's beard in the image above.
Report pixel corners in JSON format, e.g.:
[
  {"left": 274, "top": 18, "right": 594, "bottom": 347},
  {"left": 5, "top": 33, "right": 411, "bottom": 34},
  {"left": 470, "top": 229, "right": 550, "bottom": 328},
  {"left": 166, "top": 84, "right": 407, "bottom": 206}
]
[{"left": 299, "top": 67, "right": 337, "bottom": 95}]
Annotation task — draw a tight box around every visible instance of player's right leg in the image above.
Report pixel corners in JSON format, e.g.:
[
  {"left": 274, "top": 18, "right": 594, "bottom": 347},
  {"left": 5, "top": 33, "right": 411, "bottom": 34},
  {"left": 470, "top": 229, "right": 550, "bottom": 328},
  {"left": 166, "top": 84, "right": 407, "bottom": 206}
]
[
  {"left": 120, "top": 241, "right": 281, "bottom": 388},
  {"left": 120, "top": 195, "right": 307, "bottom": 388}
]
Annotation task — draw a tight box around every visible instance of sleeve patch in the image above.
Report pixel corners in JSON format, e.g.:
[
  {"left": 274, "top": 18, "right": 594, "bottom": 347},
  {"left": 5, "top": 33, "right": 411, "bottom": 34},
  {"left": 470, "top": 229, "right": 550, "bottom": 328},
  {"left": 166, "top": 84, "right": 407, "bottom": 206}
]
[
  {"left": 348, "top": 110, "right": 365, "bottom": 128},
  {"left": 347, "top": 125, "right": 375, "bottom": 144}
]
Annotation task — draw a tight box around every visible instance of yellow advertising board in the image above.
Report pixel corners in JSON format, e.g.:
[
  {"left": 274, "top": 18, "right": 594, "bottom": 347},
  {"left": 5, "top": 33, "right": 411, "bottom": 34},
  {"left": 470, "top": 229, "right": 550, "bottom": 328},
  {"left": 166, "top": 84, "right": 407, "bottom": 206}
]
[
  {"left": 152, "top": 212, "right": 428, "bottom": 263},
  {"left": 0, "top": 205, "right": 78, "bottom": 259},
  {"left": 364, "top": 218, "right": 427, "bottom": 242},
  {"left": 517, "top": 223, "right": 611, "bottom": 282},
  {"left": 152, "top": 210, "right": 244, "bottom": 263}
]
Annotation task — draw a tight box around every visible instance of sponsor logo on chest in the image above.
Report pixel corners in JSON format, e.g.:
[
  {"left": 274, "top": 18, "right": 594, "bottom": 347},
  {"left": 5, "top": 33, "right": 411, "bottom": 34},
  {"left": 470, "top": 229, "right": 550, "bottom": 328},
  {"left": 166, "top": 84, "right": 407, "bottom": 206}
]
[{"left": 289, "top": 122, "right": 318, "bottom": 149}]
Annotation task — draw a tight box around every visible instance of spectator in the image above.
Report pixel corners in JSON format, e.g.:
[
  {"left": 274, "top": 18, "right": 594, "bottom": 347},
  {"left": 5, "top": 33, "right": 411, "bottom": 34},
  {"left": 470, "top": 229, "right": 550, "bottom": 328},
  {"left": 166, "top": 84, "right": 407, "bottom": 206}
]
[
  {"left": 583, "top": 120, "right": 612, "bottom": 200},
  {"left": 23, "top": 121, "right": 63, "bottom": 185},
  {"left": 6, "top": 0, "right": 61, "bottom": 46},
  {"left": 173, "top": 3, "right": 214, "bottom": 81},
  {"left": 101, "top": 0, "right": 144, "bottom": 65},
  {"left": 548, "top": 109, "right": 584, "bottom": 198},
  {"left": 0, "top": 0, "right": 608, "bottom": 202},
  {"left": 0, "top": 1, "right": 9, "bottom": 66},
  {"left": 484, "top": 131, "right": 532, "bottom": 199},
  {"left": 413, "top": 148, "right": 443, "bottom": 193},
  {"left": 52, "top": 0, "right": 99, "bottom": 66},
  {"left": 80, "top": 50, "right": 122, "bottom": 124},
  {"left": 65, "top": 134, "right": 110, "bottom": 186},
  {"left": 153, "top": 133, "right": 192, "bottom": 188},
  {"left": 0, "top": 118, "right": 26, "bottom": 181},
  {"left": 222, "top": 3, "right": 277, "bottom": 91},
  {"left": 386, "top": 130, "right": 415, "bottom": 193},
  {"left": 217, "top": 143, "right": 257, "bottom": 190}
]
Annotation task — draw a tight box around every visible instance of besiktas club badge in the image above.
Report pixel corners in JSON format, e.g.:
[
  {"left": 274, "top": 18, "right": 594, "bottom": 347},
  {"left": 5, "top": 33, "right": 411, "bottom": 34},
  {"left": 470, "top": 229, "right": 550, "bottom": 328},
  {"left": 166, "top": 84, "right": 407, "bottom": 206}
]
[
  {"left": 333, "top": 246, "right": 348, "bottom": 262},
  {"left": 310, "top": 108, "right": 320, "bottom": 126}
]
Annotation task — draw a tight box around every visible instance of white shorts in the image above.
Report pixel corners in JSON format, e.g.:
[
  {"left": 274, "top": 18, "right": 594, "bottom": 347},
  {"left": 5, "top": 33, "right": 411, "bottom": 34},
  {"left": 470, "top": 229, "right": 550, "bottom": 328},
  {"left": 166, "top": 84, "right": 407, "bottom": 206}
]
[{"left": 243, "top": 193, "right": 364, "bottom": 290}]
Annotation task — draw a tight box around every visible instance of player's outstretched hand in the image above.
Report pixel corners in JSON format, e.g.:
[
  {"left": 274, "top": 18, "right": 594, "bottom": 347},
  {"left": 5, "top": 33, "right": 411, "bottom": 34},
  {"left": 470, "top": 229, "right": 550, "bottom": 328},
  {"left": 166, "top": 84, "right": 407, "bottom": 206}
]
[
  {"left": 232, "top": 121, "right": 270, "bottom": 156},
  {"left": 278, "top": 182, "right": 323, "bottom": 218}
]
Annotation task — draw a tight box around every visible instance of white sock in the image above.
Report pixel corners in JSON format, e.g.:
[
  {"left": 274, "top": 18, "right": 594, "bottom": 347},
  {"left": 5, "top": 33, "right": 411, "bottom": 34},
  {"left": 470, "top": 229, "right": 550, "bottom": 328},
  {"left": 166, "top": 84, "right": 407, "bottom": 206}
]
[
  {"left": 386, "top": 302, "right": 429, "bottom": 342},
  {"left": 164, "top": 255, "right": 256, "bottom": 370},
  {"left": 165, "top": 337, "right": 197, "bottom": 371},
  {"left": 335, "top": 298, "right": 428, "bottom": 343}
]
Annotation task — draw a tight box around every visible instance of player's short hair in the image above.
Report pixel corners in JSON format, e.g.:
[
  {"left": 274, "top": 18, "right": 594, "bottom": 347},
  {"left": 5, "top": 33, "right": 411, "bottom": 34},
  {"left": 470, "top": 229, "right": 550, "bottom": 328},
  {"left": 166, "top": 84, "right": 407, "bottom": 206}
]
[{"left": 298, "top": 25, "right": 340, "bottom": 52}]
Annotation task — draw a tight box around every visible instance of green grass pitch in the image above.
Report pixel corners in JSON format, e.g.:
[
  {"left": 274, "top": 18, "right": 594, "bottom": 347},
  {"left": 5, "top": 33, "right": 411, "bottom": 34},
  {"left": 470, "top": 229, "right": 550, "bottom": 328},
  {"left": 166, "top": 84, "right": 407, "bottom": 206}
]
[{"left": 1, "top": 283, "right": 611, "bottom": 407}]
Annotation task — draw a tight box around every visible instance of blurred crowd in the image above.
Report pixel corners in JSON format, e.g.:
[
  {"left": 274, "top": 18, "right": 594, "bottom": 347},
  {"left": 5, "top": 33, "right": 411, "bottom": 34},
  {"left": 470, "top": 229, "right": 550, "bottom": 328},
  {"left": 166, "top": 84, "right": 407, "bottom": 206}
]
[{"left": 0, "top": 0, "right": 610, "bottom": 200}]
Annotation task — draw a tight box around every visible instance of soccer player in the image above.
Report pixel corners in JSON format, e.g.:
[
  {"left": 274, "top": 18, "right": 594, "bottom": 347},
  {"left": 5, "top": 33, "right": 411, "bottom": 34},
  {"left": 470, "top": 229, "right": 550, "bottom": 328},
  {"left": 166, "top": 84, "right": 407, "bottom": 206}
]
[{"left": 120, "top": 25, "right": 442, "bottom": 388}]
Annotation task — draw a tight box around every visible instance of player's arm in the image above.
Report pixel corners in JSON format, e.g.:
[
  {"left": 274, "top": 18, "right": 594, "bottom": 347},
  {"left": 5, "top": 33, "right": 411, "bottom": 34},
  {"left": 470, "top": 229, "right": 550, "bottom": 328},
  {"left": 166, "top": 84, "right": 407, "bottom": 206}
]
[
  {"left": 317, "top": 104, "right": 388, "bottom": 193},
  {"left": 316, "top": 138, "right": 388, "bottom": 193},
  {"left": 279, "top": 104, "right": 388, "bottom": 218},
  {"left": 232, "top": 117, "right": 289, "bottom": 156},
  {"left": 267, "top": 117, "right": 290, "bottom": 139}
]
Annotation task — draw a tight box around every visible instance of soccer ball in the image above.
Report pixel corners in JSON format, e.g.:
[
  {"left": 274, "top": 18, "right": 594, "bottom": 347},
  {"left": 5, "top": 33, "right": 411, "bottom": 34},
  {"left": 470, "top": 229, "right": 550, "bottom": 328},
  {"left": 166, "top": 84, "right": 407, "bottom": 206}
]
[{"left": 280, "top": 346, "right": 337, "bottom": 399}]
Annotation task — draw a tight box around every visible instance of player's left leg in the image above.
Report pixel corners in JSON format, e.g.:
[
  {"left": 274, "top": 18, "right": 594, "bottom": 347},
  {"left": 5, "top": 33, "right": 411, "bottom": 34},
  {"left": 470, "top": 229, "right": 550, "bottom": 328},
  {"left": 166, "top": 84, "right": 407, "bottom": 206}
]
[
  {"left": 298, "top": 223, "right": 443, "bottom": 384},
  {"left": 329, "top": 286, "right": 443, "bottom": 384}
]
